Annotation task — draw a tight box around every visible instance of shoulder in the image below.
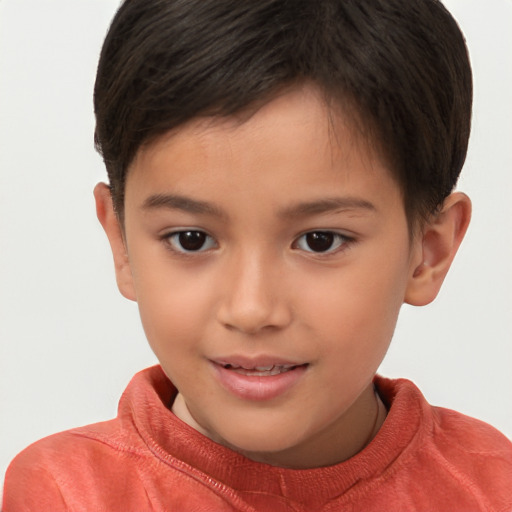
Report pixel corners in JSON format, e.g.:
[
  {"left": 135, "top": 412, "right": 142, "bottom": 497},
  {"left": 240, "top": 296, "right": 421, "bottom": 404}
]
[
  {"left": 2, "top": 419, "right": 150, "bottom": 512},
  {"left": 426, "top": 407, "right": 512, "bottom": 510},
  {"left": 375, "top": 376, "right": 512, "bottom": 510},
  {"left": 3, "top": 435, "right": 69, "bottom": 511},
  {"left": 432, "top": 404, "right": 512, "bottom": 450},
  {"left": 377, "top": 376, "right": 512, "bottom": 458},
  {"left": 429, "top": 405, "right": 512, "bottom": 471},
  {"left": 2, "top": 367, "right": 183, "bottom": 511}
]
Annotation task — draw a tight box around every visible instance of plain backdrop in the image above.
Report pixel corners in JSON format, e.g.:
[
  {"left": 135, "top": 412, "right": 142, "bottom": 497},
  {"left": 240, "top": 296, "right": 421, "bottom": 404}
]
[{"left": 1, "top": 0, "right": 511, "bottom": 490}]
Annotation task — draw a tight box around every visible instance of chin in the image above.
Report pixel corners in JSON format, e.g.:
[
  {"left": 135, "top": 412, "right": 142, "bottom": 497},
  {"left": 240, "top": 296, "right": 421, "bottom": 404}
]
[{"left": 214, "top": 423, "right": 307, "bottom": 460}]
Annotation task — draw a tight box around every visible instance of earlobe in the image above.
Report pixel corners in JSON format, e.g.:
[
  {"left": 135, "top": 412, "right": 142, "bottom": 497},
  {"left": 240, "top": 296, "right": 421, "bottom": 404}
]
[
  {"left": 405, "top": 192, "right": 471, "bottom": 306},
  {"left": 93, "top": 183, "right": 137, "bottom": 301}
]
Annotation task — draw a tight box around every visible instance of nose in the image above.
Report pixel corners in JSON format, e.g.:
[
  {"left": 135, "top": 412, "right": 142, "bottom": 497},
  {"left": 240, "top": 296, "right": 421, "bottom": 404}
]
[{"left": 216, "top": 250, "right": 292, "bottom": 335}]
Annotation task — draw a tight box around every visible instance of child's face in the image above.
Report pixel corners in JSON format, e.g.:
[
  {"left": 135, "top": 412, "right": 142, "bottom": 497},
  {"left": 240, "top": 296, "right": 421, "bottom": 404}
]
[{"left": 116, "top": 86, "right": 423, "bottom": 467}]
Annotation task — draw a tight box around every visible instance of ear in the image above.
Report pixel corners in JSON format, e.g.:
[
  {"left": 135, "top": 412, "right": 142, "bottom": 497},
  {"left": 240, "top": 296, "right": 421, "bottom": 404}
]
[
  {"left": 405, "top": 192, "right": 471, "bottom": 306},
  {"left": 93, "top": 183, "right": 137, "bottom": 301}
]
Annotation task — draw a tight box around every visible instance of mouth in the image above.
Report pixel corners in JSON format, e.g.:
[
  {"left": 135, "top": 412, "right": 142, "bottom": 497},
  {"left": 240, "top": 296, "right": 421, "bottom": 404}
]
[{"left": 211, "top": 358, "right": 309, "bottom": 401}]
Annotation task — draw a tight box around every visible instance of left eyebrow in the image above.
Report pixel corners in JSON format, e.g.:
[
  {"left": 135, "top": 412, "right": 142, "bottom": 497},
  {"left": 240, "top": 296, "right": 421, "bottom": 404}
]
[{"left": 278, "top": 197, "right": 377, "bottom": 218}]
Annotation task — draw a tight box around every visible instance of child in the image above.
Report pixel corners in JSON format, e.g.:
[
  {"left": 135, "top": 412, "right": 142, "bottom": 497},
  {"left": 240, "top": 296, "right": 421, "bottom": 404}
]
[{"left": 3, "top": 0, "right": 512, "bottom": 510}]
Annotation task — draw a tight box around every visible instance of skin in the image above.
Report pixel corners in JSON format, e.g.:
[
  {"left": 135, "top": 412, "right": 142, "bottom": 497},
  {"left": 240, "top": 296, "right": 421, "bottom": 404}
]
[{"left": 95, "top": 85, "right": 471, "bottom": 469}]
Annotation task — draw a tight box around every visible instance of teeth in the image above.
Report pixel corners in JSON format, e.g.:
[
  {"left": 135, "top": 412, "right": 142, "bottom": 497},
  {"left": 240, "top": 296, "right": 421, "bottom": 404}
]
[{"left": 223, "top": 364, "right": 298, "bottom": 376}]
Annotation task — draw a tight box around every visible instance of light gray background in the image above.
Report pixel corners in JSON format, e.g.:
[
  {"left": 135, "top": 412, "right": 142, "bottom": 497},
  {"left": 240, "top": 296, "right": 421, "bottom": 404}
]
[{"left": 1, "top": 0, "right": 511, "bottom": 490}]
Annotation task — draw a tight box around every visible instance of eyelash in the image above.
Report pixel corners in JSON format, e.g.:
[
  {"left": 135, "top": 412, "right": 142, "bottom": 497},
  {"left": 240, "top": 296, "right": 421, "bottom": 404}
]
[{"left": 161, "top": 229, "right": 354, "bottom": 256}]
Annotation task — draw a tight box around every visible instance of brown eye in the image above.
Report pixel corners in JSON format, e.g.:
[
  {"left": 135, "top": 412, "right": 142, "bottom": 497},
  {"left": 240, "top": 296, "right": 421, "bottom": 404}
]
[
  {"left": 305, "top": 232, "right": 334, "bottom": 252},
  {"left": 296, "top": 231, "right": 348, "bottom": 253},
  {"left": 167, "top": 230, "right": 216, "bottom": 252}
]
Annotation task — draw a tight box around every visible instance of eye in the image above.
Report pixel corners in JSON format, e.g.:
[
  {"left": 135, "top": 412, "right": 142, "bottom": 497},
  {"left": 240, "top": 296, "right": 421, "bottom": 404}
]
[
  {"left": 295, "top": 231, "right": 350, "bottom": 253},
  {"left": 165, "top": 230, "right": 217, "bottom": 253}
]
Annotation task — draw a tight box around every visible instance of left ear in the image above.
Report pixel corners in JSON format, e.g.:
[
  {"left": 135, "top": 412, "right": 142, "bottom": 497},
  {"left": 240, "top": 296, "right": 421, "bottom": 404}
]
[{"left": 405, "top": 192, "right": 471, "bottom": 306}]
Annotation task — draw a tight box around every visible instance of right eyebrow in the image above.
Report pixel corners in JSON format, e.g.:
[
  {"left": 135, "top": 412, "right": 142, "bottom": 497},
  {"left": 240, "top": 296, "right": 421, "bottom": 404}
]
[{"left": 141, "top": 193, "right": 227, "bottom": 219}]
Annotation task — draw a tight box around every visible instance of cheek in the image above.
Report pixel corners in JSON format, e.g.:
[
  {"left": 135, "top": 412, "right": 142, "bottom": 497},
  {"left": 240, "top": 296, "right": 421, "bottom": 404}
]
[
  {"left": 130, "top": 257, "right": 216, "bottom": 354},
  {"left": 303, "top": 255, "right": 408, "bottom": 360}
]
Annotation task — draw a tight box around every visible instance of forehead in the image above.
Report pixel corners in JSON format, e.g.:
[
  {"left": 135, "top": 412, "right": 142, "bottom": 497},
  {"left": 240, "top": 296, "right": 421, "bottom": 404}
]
[
  {"left": 125, "top": 85, "right": 400, "bottom": 216},
  {"left": 132, "top": 86, "right": 385, "bottom": 175}
]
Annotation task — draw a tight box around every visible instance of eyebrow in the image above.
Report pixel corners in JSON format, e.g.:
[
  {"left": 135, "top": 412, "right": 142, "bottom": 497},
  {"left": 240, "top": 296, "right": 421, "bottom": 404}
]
[
  {"left": 142, "top": 194, "right": 227, "bottom": 218},
  {"left": 278, "top": 197, "right": 377, "bottom": 218}
]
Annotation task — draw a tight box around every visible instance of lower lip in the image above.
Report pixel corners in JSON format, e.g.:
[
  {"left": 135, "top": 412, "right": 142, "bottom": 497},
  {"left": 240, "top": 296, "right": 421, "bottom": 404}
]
[{"left": 211, "top": 363, "right": 308, "bottom": 401}]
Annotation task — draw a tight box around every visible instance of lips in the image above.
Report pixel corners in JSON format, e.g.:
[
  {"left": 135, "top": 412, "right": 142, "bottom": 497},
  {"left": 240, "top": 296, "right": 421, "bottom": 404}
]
[{"left": 211, "top": 358, "right": 308, "bottom": 401}]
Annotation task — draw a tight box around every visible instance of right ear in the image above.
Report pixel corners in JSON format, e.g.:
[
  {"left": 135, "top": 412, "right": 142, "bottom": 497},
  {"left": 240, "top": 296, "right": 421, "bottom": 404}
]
[{"left": 93, "top": 183, "right": 137, "bottom": 301}]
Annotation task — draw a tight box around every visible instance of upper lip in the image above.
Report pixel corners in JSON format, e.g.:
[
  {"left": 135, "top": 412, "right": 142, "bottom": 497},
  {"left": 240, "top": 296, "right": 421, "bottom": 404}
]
[{"left": 211, "top": 355, "right": 307, "bottom": 370}]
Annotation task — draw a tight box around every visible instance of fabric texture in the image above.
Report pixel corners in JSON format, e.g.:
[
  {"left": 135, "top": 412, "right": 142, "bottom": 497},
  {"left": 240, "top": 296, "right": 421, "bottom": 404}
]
[{"left": 3, "top": 365, "right": 512, "bottom": 512}]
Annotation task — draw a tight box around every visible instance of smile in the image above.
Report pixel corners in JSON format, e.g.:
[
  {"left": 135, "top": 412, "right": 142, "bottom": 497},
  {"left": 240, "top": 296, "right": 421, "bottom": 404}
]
[{"left": 212, "top": 359, "right": 309, "bottom": 401}]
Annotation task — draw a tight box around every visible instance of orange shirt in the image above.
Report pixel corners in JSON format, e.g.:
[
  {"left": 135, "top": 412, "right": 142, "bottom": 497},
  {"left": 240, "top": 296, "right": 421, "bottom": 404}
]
[{"left": 3, "top": 366, "right": 512, "bottom": 511}]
